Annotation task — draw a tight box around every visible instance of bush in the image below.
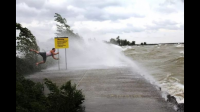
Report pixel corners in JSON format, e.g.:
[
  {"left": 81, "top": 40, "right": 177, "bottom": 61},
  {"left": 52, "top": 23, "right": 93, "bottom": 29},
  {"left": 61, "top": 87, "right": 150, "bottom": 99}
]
[
  {"left": 16, "top": 72, "right": 47, "bottom": 112},
  {"left": 16, "top": 57, "right": 42, "bottom": 75},
  {"left": 16, "top": 73, "right": 85, "bottom": 112},
  {"left": 44, "top": 78, "right": 85, "bottom": 112}
]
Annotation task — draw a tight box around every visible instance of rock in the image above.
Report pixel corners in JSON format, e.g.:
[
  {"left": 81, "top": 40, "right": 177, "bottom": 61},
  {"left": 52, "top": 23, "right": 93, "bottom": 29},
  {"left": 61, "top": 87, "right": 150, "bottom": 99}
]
[
  {"left": 177, "top": 103, "right": 184, "bottom": 112},
  {"left": 166, "top": 94, "right": 178, "bottom": 105},
  {"left": 158, "top": 87, "right": 161, "bottom": 91}
]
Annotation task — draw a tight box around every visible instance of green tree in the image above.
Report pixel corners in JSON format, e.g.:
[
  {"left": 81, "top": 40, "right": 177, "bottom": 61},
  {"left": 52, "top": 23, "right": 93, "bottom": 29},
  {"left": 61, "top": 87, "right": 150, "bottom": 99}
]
[
  {"left": 16, "top": 23, "right": 39, "bottom": 56},
  {"left": 124, "top": 39, "right": 128, "bottom": 45},
  {"left": 131, "top": 41, "right": 135, "bottom": 45},
  {"left": 16, "top": 72, "right": 47, "bottom": 112},
  {"left": 16, "top": 23, "right": 41, "bottom": 74},
  {"left": 109, "top": 37, "right": 136, "bottom": 46},
  {"left": 144, "top": 42, "right": 147, "bottom": 45},
  {"left": 16, "top": 72, "right": 85, "bottom": 112},
  {"left": 116, "top": 36, "right": 120, "bottom": 45},
  {"left": 54, "top": 13, "right": 80, "bottom": 39},
  {"left": 110, "top": 38, "right": 117, "bottom": 44},
  {"left": 45, "top": 79, "right": 85, "bottom": 112}
]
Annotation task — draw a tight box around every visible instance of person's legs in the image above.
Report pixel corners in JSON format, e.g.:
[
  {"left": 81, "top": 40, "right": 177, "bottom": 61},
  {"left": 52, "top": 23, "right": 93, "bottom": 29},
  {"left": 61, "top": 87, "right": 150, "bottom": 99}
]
[
  {"left": 36, "top": 52, "right": 46, "bottom": 66},
  {"left": 36, "top": 61, "right": 45, "bottom": 66},
  {"left": 29, "top": 49, "right": 39, "bottom": 54}
]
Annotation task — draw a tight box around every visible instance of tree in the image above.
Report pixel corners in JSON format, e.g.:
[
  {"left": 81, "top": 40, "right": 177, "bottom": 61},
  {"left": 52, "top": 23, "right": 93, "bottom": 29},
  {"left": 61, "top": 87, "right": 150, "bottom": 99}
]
[
  {"left": 16, "top": 72, "right": 47, "bottom": 112},
  {"left": 44, "top": 79, "right": 85, "bottom": 112},
  {"left": 124, "top": 39, "right": 128, "bottom": 45},
  {"left": 130, "top": 41, "right": 135, "bottom": 45},
  {"left": 120, "top": 40, "right": 124, "bottom": 46},
  {"left": 16, "top": 23, "right": 39, "bottom": 56},
  {"left": 110, "top": 38, "right": 117, "bottom": 44},
  {"left": 116, "top": 36, "right": 120, "bottom": 45},
  {"left": 144, "top": 42, "right": 147, "bottom": 45},
  {"left": 141, "top": 42, "right": 144, "bottom": 45},
  {"left": 16, "top": 23, "right": 41, "bottom": 74},
  {"left": 54, "top": 13, "right": 80, "bottom": 39},
  {"left": 109, "top": 37, "right": 136, "bottom": 46},
  {"left": 16, "top": 72, "right": 85, "bottom": 112}
]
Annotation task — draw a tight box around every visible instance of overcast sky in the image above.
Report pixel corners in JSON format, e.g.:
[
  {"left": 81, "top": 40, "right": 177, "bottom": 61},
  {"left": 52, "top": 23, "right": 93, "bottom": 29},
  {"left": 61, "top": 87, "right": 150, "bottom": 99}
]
[{"left": 16, "top": 0, "right": 184, "bottom": 44}]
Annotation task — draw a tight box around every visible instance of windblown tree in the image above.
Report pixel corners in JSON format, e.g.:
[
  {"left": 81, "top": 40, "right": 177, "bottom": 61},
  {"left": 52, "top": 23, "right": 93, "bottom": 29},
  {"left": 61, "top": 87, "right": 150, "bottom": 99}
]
[
  {"left": 54, "top": 13, "right": 80, "bottom": 39},
  {"left": 16, "top": 23, "right": 39, "bottom": 56},
  {"left": 16, "top": 23, "right": 41, "bottom": 74}
]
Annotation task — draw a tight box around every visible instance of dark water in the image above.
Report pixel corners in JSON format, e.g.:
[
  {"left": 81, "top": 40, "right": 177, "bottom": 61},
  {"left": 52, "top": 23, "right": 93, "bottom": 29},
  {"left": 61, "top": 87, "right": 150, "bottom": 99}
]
[{"left": 122, "top": 44, "right": 184, "bottom": 103}]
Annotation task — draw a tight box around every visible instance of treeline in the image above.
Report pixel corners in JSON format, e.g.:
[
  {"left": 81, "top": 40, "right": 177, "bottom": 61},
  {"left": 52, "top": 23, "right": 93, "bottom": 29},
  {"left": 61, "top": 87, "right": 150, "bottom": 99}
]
[
  {"left": 16, "top": 13, "right": 85, "bottom": 112},
  {"left": 108, "top": 36, "right": 147, "bottom": 46},
  {"left": 109, "top": 36, "right": 135, "bottom": 46}
]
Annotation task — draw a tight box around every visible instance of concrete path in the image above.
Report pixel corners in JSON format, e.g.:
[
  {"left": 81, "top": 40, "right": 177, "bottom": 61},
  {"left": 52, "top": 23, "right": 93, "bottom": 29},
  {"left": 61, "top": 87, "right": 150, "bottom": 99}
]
[{"left": 26, "top": 67, "right": 176, "bottom": 112}]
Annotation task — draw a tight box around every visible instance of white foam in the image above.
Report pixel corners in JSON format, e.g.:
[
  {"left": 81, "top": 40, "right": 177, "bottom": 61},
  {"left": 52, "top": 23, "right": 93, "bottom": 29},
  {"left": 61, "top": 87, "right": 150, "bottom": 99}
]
[
  {"left": 176, "top": 44, "right": 184, "bottom": 48},
  {"left": 179, "top": 99, "right": 184, "bottom": 103},
  {"left": 121, "top": 46, "right": 133, "bottom": 51},
  {"left": 37, "top": 39, "right": 135, "bottom": 70},
  {"left": 179, "top": 51, "right": 184, "bottom": 54},
  {"left": 161, "top": 91, "right": 168, "bottom": 101},
  {"left": 158, "top": 76, "right": 184, "bottom": 103}
]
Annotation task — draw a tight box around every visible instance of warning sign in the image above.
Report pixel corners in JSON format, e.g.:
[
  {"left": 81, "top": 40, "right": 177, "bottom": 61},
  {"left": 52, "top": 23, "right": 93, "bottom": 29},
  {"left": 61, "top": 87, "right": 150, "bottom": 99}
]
[{"left": 54, "top": 37, "right": 69, "bottom": 48}]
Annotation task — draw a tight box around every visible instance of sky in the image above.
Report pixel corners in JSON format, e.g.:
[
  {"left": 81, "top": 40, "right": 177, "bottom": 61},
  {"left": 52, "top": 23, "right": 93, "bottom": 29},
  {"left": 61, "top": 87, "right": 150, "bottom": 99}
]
[{"left": 16, "top": 0, "right": 184, "bottom": 44}]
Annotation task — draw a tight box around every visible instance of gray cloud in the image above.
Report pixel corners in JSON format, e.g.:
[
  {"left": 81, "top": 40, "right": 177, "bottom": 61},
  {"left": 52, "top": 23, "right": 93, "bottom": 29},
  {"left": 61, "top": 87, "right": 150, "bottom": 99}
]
[
  {"left": 16, "top": 2, "right": 82, "bottom": 23},
  {"left": 16, "top": 3, "right": 40, "bottom": 17},
  {"left": 99, "top": 23, "right": 145, "bottom": 34},
  {"left": 16, "top": 0, "right": 184, "bottom": 43},
  {"left": 152, "top": 20, "right": 177, "bottom": 26},
  {"left": 67, "top": 0, "right": 145, "bottom": 20},
  {"left": 146, "top": 20, "right": 182, "bottom": 30},
  {"left": 16, "top": 0, "right": 45, "bottom": 9},
  {"left": 84, "top": 8, "right": 145, "bottom": 21},
  {"left": 156, "top": 7, "right": 177, "bottom": 14},
  {"left": 16, "top": 0, "right": 144, "bottom": 23},
  {"left": 155, "top": 0, "right": 184, "bottom": 14},
  {"left": 123, "top": 24, "right": 145, "bottom": 33},
  {"left": 68, "top": 0, "right": 124, "bottom": 9}
]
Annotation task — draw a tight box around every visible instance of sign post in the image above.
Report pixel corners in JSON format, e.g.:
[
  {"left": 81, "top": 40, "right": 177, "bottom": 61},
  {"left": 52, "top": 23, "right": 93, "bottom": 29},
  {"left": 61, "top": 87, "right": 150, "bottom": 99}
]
[
  {"left": 65, "top": 48, "right": 67, "bottom": 69},
  {"left": 58, "top": 48, "right": 60, "bottom": 70},
  {"left": 54, "top": 37, "right": 69, "bottom": 70}
]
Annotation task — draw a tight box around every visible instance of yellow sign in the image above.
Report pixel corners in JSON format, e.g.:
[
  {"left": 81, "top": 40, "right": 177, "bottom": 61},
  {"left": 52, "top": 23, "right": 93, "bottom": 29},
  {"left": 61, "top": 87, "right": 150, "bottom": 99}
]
[{"left": 54, "top": 37, "right": 69, "bottom": 48}]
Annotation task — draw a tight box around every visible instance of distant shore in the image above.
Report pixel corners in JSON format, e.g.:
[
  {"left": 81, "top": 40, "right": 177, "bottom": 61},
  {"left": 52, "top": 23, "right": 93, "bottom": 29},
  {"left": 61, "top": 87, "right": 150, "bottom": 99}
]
[{"left": 135, "top": 42, "right": 184, "bottom": 46}]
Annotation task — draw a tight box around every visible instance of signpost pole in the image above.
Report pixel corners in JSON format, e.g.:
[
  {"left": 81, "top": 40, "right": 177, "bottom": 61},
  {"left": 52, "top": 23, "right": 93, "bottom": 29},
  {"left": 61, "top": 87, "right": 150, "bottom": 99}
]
[
  {"left": 65, "top": 48, "right": 67, "bottom": 69},
  {"left": 58, "top": 48, "right": 60, "bottom": 70}
]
